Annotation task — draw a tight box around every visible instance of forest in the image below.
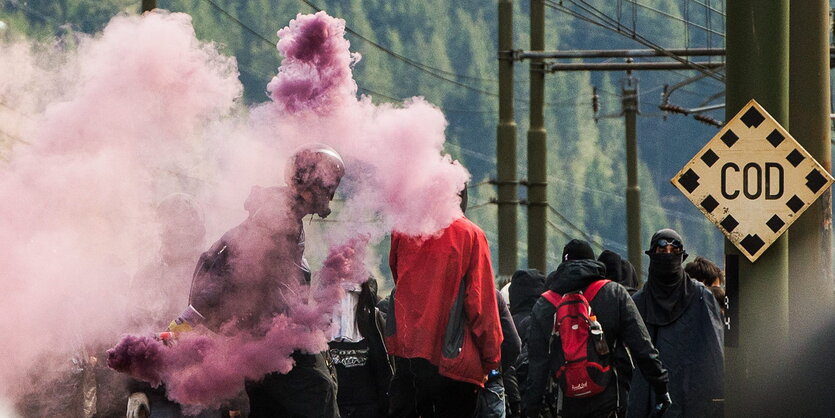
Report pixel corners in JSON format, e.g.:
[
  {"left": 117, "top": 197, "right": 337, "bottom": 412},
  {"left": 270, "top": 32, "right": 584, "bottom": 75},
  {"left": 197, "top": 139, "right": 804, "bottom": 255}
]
[{"left": 1, "top": 0, "right": 734, "bottom": 280}]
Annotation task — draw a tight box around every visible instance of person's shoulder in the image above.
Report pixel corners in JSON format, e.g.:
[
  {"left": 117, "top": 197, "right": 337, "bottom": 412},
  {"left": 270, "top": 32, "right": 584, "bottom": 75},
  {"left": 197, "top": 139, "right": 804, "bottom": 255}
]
[
  {"left": 690, "top": 278, "right": 715, "bottom": 299},
  {"left": 631, "top": 286, "right": 646, "bottom": 302},
  {"left": 531, "top": 293, "right": 555, "bottom": 313},
  {"left": 600, "top": 280, "right": 629, "bottom": 299},
  {"left": 454, "top": 216, "right": 488, "bottom": 238}
]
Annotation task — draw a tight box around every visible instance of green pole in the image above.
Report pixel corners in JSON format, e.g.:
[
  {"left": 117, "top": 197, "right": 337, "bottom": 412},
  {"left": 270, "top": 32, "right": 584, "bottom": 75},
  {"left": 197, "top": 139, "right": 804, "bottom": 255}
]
[
  {"left": 623, "top": 70, "right": 642, "bottom": 278},
  {"left": 497, "top": 0, "right": 518, "bottom": 280},
  {"left": 527, "top": 0, "right": 547, "bottom": 272},
  {"left": 141, "top": 0, "right": 156, "bottom": 13},
  {"left": 725, "top": 1, "right": 790, "bottom": 415},
  {"left": 788, "top": 0, "right": 833, "bottom": 325}
]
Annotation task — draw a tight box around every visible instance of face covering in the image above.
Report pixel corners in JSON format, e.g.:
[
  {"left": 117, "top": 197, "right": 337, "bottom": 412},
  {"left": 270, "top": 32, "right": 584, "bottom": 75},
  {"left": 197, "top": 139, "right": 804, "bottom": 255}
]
[
  {"left": 648, "top": 252, "right": 685, "bottom": 286},
  {"left": 645, "top": 251, "right": 696, "bottom": 326}
]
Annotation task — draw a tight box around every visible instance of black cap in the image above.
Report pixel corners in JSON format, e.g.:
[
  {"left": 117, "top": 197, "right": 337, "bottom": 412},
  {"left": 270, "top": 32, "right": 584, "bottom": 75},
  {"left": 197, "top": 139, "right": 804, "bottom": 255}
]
[{"left": 563, "top": 239, "right": 595, "bottom": 261}]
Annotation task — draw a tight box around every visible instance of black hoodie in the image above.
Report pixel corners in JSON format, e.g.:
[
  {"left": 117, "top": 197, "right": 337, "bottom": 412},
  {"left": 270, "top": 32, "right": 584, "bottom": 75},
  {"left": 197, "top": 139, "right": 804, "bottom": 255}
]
[
  {"left": 508, "top": 269, "right": 545, "bottom": 340},
  {"left": 523, "top": 260, "right": 668, "bottom": 417},
  {"left": 597, "top": 250, "right": 640, "bottom": 294}
]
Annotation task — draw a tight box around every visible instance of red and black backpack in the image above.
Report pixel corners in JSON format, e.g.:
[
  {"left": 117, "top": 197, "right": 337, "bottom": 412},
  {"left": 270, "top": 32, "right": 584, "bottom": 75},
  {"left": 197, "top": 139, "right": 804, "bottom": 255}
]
[{"left": 542, "top": 280, "right": 613, "bottom": 398}]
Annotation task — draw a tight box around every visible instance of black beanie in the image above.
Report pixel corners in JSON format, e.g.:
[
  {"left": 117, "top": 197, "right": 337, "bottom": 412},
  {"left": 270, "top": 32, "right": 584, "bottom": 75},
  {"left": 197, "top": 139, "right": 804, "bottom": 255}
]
[{"left": 563, "top": 239, "right": 595, "bottom": 261}]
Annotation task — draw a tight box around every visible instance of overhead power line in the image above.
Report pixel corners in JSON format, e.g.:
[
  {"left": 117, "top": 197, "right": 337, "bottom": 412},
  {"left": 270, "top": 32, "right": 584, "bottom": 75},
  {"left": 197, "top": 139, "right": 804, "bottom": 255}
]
[
  {"left": 544, "top": 0, "right": 725, "bottom": 82},
  {"left": 297, "top": 0, "right": 499, "bottom": 85},
  {"left": 546, "top": 203, "right": 606, "bottom": 250},
  {"left": 624, "top": 0, "right": 724, "bottom": 38},
  {"left": 200, "top": 0, "right": 276, "bottom": 45}
]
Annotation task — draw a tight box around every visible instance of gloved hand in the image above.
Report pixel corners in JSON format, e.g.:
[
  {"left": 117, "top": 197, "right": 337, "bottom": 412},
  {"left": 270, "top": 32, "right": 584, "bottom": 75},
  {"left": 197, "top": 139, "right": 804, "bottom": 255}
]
[
  {"left": 654, "top": 392, "right": 672, "bottom": 417},
  {"left": 126, "top": 392, "right": 150, "bottom": 418}
]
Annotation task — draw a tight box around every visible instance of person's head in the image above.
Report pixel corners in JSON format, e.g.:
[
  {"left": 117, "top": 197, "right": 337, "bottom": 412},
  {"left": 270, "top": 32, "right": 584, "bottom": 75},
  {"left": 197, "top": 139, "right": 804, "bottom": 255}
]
[
  {"left": 685, "top": 256, "right": 726, "bottom": 313},
  {"left": 156, "top": 193, "right": 205, "bottom": 264},
  {"left": 645, "top": 228, "right": 689, "bottom": 283},
  {"left": 645, "top": 228, "right": 687, "bottom": 258},
  {"left": 684, "top": 256, "right": 723, "bottom": 287},
  {"left": 563, "top": 239, "right": 595, "bottom": 261},
  {"left": 508, "top": 269, "right": 545, "bottom": 315},
  {"left": 597, "top": 249, "right": 640, "bottom": 289},
  {"left": 285, "top": 143, "right": 345, "bottom": 218},
  {"left": 459, "top": 183, "right": 468, "bottom": 215}
]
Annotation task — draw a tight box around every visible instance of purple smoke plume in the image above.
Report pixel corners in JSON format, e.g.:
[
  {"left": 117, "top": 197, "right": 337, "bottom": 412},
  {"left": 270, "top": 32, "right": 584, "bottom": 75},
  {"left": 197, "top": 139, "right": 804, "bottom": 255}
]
[
  {"left": 108, "top": 235, "right": 371, "bottom": 407},
  {"left": 267, "top": 11, "right": 359, "bottom": 115}
]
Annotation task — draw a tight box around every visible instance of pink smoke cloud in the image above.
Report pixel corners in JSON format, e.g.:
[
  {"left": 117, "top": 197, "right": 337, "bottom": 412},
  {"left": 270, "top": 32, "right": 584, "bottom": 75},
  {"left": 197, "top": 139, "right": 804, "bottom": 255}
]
[
  {"left": 109, "top": 236, "right": 371, "bottom": 407},
  {"left": 0, "top": 10, "right": 241, "bottom": 404},
  {"left": 2, "top": 8, "right": 471, "bottom": 413}
]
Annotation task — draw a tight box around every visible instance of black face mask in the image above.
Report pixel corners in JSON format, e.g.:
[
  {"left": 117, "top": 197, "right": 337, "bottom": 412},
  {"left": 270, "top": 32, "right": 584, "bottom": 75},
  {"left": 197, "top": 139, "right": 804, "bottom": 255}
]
[{"left": 648, "top": 252, "right": 685, "bottom": 286}]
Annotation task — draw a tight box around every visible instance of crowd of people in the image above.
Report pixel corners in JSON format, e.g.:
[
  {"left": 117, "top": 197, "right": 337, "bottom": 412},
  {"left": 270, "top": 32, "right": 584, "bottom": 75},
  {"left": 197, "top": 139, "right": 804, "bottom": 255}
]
[{"left": 18, "top": 144, "right": 730, "bottom": 418}]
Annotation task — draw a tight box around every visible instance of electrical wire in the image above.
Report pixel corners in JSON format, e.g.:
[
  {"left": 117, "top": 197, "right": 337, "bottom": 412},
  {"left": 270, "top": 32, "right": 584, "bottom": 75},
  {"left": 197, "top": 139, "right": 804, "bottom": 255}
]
[
  {"left": 298, "top": 0, "right": 499, "bottom": 86},
  {"left": 692, "top": 0, "right": 725, "bottom": 17},
  {"left": 546, "top": 203, "right": 606, "bottom": 249},
  {"left": 545, "top": 0, "right": 725, "bottom": 82},
  {"left": 624, "top": 0, "right": 724, "bottom": 38},
  {"left": 199, "top": 0, "right": 276, "bottom": 45},
  {"left": 546, "top": 218, "right": 575, "bottom": 241},
  {"left": 200, "top": 0, "right": 577, "bottom": 107}
]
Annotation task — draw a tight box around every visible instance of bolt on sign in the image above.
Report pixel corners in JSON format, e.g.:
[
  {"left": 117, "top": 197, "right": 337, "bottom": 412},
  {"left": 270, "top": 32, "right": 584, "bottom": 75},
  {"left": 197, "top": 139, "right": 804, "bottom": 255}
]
[{"left": 672, "top": 99, "right": 834, "bottom": 262}]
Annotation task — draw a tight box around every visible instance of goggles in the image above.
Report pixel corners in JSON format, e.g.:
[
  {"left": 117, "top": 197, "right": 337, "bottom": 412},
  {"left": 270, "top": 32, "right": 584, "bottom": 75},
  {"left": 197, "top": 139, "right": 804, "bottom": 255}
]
[{"left": 656, "top": 238, "right": 683, "bottom": 249}]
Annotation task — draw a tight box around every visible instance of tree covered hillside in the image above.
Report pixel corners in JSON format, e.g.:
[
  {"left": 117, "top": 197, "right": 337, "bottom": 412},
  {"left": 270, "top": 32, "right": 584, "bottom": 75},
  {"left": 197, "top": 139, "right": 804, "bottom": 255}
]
[{"left": 1, "top": 0, "right": 729, "bottom": 277}]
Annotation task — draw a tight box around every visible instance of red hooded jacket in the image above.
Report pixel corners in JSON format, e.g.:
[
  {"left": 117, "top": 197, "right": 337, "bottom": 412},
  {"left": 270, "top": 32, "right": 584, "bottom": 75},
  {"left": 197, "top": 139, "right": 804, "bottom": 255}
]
[{"left": 386, "top": 217, "right": 502, "bottom": 386}]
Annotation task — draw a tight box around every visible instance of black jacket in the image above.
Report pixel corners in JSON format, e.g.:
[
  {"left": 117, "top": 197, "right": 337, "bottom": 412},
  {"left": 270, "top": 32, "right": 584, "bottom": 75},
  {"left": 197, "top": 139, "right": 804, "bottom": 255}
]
[
  {"left": 523, "top": 260, "right": 668, "bottom": 416},
  {"left": 497, "top": 290, "right": 522, "bottom": 373},
  {"left": 629, "top": 282, "right": 724, "bottom": 417}
]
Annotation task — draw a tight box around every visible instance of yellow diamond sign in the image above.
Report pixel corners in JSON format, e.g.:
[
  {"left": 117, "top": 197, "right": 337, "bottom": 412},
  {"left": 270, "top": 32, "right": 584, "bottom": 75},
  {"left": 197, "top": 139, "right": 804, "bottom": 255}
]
[{"left": 672, "top": 99, "right": 834, "bottom": 262}]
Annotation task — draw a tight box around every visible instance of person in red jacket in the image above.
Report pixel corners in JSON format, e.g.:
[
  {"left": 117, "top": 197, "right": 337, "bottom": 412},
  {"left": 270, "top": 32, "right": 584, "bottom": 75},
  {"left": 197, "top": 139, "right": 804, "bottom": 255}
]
[{"left": 385, "top": 186, "right": 503, "bottom": 418}]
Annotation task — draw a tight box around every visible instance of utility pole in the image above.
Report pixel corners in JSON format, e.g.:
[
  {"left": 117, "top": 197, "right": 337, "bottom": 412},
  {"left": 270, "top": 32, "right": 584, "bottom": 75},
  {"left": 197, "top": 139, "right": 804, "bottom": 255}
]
[
  {"left": 527, "top": 0, "right": 548, "bottom": 272},
  {"left": 142, "top": 0, "right": 156, "bottom": 13},
  {"left": 496, "top": 0, "right": 518, "bottom": 280},
  {"left": 788, "top": 0, "right": 833, "bottom": 326},
  {"left": 725, "top": 1, "right": 789, "bottom": 415},
  {"left": 622, "top": 66, "right": 642, "bottom": 276}
]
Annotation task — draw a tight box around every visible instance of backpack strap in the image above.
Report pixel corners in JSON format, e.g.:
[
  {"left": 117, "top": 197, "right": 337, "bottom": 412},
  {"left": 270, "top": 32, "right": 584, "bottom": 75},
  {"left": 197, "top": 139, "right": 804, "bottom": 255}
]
[
  {"left": 583, "top": 279, "right": 611, "bottom": 302},
  {"left": 541, "top": 290, "right": 562, "bottom": 307}
]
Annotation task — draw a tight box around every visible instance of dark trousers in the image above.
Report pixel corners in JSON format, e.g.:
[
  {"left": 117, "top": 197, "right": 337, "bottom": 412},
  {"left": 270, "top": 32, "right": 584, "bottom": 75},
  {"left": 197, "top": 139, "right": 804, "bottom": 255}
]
[
  {"left": 339, "top": 403, "right": 380, "bottom": 418},
  {"left": 245, "top": 352, "right": 338, "bottom": 418},
  {"left": 389, "top": 357, "right": 479, "bottom": 418}
]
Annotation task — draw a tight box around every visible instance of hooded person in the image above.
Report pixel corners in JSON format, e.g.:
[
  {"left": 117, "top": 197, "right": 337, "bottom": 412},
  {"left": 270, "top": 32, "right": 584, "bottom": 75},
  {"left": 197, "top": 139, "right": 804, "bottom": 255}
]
[
  {"left": 505, "top": 269, "right": 545, "bottom": 418},
  {"left": 508, "top": 269, "right": 546, "bottom": 339},
  {"left": 597, "top": 250, "right": 640, "bottom": 295},
  {"left": 524, "top": 253, "right": 669, "bottom": 418},
  {"left": 629, "top": 229, "right": 724, "bottom": 418}
]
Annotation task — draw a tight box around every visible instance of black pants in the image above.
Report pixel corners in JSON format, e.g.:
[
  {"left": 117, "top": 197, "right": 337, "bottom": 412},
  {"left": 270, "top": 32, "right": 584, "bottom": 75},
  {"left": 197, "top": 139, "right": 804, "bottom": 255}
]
[
  {"left": 339, "top": 403, "right": 380, "bottom": 418},
  {"left": 245, "top": 352, "right": 338, "bottom": 418},
  {"left": 389, "top": 357, "right": 479, "bottom": 418}
]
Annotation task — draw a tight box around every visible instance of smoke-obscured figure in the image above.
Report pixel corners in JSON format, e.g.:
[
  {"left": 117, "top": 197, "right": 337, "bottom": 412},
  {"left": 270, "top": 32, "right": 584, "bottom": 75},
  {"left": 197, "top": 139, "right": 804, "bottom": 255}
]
[
  {"left": 164, "top": 144, "right": 344, "bottom": 417},
  {"left": 125, "top": 193, "right": 213, "bottom": 417},
  {"left": 131, "top": 193, "right": 206, "bottom": 332}
]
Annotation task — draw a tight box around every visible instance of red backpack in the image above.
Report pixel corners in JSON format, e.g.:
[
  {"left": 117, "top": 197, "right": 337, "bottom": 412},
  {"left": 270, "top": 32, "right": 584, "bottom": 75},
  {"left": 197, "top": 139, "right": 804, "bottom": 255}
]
[{"left": 542, "top": 280, "right": 612, "bottom": 398}]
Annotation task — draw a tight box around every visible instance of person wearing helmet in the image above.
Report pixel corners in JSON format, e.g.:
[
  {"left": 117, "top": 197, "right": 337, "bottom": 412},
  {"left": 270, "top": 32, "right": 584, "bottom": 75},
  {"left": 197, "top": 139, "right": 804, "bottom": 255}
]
[{"left": 165, "top": 144, "right": 345, "bottom": 418}]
